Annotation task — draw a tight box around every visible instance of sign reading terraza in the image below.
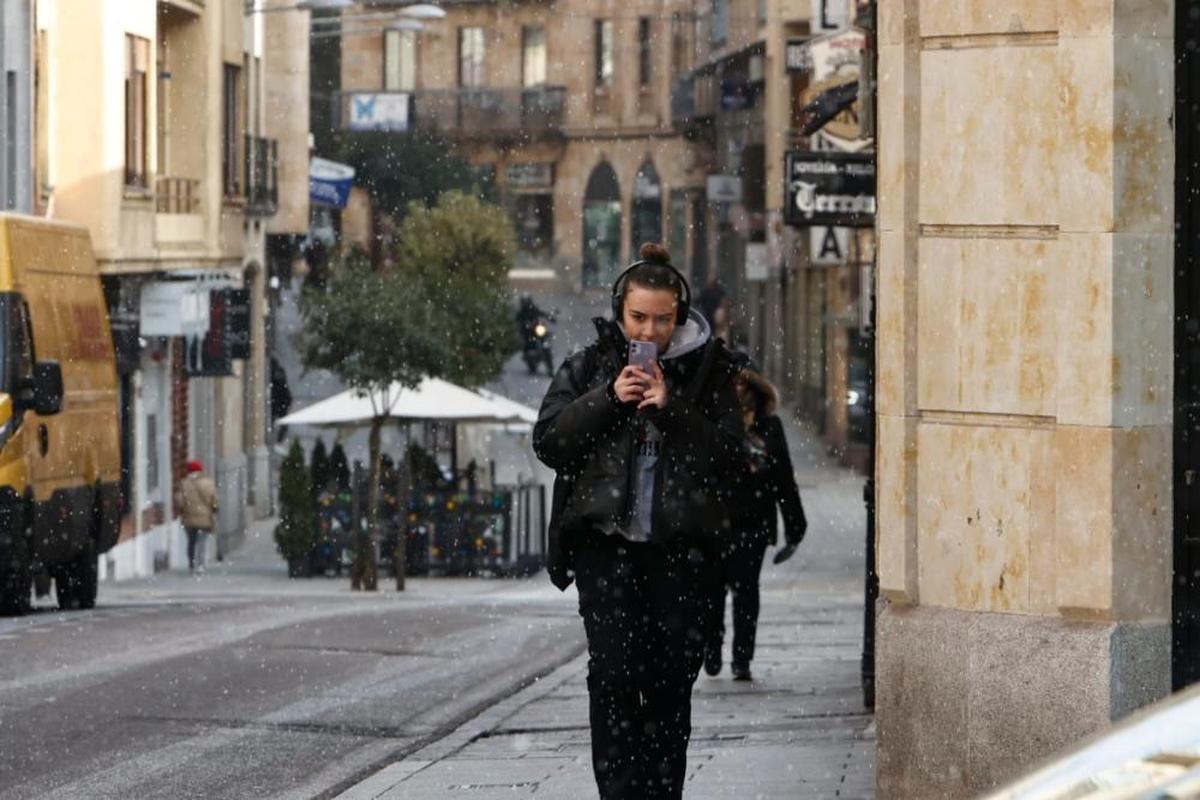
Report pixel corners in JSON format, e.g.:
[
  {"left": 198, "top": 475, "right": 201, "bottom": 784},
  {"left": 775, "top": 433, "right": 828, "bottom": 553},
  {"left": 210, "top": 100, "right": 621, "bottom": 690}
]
[{"left": 784, "top": 151, "right": 875, "bottom": 228}]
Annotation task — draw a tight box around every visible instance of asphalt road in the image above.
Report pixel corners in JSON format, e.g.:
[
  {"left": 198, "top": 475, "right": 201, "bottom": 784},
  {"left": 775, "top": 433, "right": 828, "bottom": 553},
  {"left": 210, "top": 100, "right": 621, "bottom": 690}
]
[{"left": 0, "top": 527, "right": 585, "bottom": 800}]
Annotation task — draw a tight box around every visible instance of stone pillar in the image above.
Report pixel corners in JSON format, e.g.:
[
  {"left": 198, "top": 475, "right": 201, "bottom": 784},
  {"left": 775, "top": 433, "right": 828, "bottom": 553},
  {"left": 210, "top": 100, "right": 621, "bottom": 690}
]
[{"left": 874, "top": 2, "right": 1174, "bottom": 797}]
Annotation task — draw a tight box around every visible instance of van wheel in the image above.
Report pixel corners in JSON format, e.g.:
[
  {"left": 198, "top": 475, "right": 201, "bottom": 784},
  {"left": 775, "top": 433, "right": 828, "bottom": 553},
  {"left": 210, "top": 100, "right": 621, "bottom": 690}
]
[{"left": 55, "top": 546, "right": 97, "bottom": 611}]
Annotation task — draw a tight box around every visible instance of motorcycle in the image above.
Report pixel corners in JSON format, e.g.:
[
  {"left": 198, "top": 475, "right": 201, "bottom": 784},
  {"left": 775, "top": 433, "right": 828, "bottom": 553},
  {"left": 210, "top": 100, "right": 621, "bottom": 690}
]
[{"left": 521, "top": 314, "right": 555, "bottom": 376}]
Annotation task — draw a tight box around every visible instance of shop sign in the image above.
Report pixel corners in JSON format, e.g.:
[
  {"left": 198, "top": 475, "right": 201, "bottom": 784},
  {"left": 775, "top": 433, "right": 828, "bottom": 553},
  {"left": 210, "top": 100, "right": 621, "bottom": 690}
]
[
  {"left": 309, "top": 157, "right": 356, "bottom": 209},
  {"left": 786, "top": 38, "right": 810, "bottom": 72},
  {"left": 784, "top": 151, "right": 875, "bottom": 228},
  {"left": 810, "top": 226, "right": 850, "bottom": 265},
  {"left": 346, "top": 92, "right": 410, "bottom": 132},
  {"left": 800, "top": 28, "right": 865, "bottom": 143},
  {"left": 140, "top": 281, "right": 209, "bottom": 338},
  {"left": 188, "top": 290, "right": 245, "bottom": 377},
  {"left": 224, "top": 289, "right": 252, "bottom": 360},
  {"left": 811, "top": 0, "right": 850, "bottom": 32},
  {"left": 506, "top": 162, "right": 554, "bottom": 190},
  {"left": 706, "top": 174, "right": 743, "bottom": 204},
  {"left": 745, "top": 243, "right": 769, "bottom": 282},
  {"left": 634, "top": 170, "right": 661, "bottom": 200}
]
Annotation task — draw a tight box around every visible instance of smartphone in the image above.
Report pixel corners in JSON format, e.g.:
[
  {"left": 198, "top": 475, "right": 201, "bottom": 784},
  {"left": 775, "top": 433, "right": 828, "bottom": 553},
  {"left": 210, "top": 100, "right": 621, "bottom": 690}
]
[{"left": 628, "top": 340, "right": 658, "bottom": 374}]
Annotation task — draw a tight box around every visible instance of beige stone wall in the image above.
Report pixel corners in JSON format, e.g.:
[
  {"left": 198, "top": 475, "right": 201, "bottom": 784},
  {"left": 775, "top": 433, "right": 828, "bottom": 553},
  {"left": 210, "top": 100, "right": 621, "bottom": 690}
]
[
  {"left": 264, "top": 8, "right": 310, "bottom": 236},
  {"left": 876, "top": 0, "right": 1175, "bottom": 794},
  {"left": 876, "top": 0, "right": 1173, "bottom": 621}
]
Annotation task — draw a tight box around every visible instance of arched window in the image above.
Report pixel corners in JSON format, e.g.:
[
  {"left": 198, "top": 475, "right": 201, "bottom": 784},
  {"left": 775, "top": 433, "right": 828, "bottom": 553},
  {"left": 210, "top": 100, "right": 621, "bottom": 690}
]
[
  {"left": 631, "top": 159, "right": 663, "bottom": 251},
  {"left": 582, "top": 161, "right": 622, "bottom": 288}
]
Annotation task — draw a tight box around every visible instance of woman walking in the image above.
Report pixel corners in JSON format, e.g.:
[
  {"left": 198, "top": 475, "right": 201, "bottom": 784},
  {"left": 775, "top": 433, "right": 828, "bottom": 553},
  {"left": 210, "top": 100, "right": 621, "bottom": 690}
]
[
  {"left": 533, "top": 243, "right": 741, "bottom": 799},
  {"left": 705, "top": 361, "right": 807, "bottom": 681}
]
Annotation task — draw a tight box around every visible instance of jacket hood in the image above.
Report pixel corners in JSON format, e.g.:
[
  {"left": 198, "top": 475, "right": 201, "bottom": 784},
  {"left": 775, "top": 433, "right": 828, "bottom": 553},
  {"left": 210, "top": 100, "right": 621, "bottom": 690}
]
[{"left": 740, "top": 366, "right": 779, "bottom": 416}]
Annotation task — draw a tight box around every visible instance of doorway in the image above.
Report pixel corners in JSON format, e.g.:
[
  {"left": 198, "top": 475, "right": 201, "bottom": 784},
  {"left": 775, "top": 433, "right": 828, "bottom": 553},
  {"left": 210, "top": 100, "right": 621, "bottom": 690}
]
[{"left": 1174, "top": 3, "right": 1200, "bottom": 690}]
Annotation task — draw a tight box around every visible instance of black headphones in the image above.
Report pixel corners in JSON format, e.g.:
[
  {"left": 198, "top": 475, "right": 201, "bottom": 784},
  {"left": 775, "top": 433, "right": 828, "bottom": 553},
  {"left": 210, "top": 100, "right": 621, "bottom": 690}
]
[{"left": 610, "top": 260, "right": 693, "bottom": 326}]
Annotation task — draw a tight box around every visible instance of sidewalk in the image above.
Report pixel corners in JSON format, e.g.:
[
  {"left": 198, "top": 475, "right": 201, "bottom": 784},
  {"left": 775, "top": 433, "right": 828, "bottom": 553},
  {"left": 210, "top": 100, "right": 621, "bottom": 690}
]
[{"left": 334, "top": 411, "right": 876, "bottom": 799}]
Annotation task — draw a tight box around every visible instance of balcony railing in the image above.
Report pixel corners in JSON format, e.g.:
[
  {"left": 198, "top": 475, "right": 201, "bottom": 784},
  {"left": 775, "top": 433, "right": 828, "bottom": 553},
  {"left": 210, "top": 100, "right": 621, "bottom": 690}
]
[
  {"left": 155, "top": 176, "right": 200, "bottom": 214},
  {"left": 244, "top": 134, "right": 278, "bottom": 218},
  {"left": 337, "top": 86, "right": 567, "bottom": 138}
]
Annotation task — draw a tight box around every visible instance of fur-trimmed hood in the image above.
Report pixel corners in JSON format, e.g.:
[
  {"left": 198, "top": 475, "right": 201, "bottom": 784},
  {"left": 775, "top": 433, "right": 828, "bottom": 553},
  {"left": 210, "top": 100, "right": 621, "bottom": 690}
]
[{"left": 740, "top": 365, "right": 779, "bottom": 417}]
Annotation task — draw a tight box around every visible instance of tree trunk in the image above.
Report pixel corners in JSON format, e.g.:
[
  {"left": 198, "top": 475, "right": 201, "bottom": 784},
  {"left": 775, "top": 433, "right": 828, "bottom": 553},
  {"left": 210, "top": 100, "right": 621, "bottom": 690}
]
[
  {"left": 362, "top": 416, "right": 383, "bottom": 591},
  {"left": 394, "top": 454, "right": 408, "bottom": 591}
]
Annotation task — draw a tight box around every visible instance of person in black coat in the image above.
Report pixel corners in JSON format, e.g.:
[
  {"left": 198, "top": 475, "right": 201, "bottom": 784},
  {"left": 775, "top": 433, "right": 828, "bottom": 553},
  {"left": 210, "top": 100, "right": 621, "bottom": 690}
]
[
  {"left": 705, "top": 362, "right": 807, "bottom": 682},
  {"left": 533, "top": 243, "right": 742, "bottom": 800}
]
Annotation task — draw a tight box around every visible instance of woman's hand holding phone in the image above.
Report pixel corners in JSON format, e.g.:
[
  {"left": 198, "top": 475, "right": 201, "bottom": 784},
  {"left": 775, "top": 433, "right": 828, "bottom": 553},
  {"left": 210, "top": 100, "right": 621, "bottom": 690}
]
[
  {"left": 637, "top": 363, "right": 668, "bottom": 410},
  {"left": 613, "top": 366, "right": 650, "bottom": 404}
]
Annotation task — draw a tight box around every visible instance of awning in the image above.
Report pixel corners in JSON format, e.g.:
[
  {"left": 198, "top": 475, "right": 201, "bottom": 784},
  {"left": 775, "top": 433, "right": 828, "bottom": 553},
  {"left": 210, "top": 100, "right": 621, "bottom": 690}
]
[{"left": 279, "top": 378, "right": 534, "bottom": 428}]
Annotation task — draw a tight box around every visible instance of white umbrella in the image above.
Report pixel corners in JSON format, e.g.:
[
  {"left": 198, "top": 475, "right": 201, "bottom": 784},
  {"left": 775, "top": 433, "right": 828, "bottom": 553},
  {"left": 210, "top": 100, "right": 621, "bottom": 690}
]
[
  {"left": 279, "top": 377, "right": 524, "bottom": 428},
  {"left": 474, "top": 388, "right": 539, "bottom": 425}
]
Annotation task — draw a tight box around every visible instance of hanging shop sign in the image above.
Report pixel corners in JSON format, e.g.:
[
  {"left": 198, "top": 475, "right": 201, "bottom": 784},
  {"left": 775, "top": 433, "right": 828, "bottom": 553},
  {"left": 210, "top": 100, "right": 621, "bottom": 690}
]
[
  {"left": 810, "top": 226, "right": 851, "bottom": 265},
  {"left": 784, "top": 151, "right": 875, "bottom": 228},
  {"left": 505, "top": 162, "right": 554, "bottom": 191},
  {"left": 811, "top": 0, "right": 850, "bottom": 32},
  {"left": 800, "top": 28, "right": 866, "bottom": 144},
  {"left": 346, "top": 92, "right": 410, "bottom": 132},
  {"left": 706, "top": 174, "right": 743, "bottom": 204},
  {"left": 187, "top": 289, "right": 248, "bottom": 377},
  {"left": 139, "top": 281, "right": 210, "bottom": 338},
  {"left": 309, "top": 157, "right": 356, "bottom": 209},
  {"left": 745, "top": 243, "right": 769, "bottom": 281}
]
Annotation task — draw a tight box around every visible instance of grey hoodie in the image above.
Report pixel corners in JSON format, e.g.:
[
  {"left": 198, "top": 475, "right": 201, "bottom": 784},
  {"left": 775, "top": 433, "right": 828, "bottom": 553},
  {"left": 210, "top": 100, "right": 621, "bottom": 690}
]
[{"left": 610, "top": 310, "right": 712, "bottom": 542}]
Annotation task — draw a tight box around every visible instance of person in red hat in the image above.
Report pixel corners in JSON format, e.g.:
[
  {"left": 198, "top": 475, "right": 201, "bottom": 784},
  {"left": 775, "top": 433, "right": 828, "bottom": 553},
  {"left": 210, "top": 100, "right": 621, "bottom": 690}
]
[{"left": 175, "top": 460, "right": 219, "bottom": 574}]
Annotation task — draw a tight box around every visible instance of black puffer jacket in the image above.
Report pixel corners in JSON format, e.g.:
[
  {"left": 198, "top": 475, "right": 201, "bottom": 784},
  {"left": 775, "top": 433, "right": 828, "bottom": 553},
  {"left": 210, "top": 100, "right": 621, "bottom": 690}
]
[
  {"left": 533, "top": 315, "right": 742, "bottom": 589},
  {"left": 729, "top": 367, "right": 807, "bottom": 550}
]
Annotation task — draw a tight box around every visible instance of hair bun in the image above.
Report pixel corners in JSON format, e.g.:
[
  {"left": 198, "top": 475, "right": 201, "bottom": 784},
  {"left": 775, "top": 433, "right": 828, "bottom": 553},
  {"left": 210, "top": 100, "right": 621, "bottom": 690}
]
[{"left": 638, "top": 242, "right": 672, "bottom": 265}]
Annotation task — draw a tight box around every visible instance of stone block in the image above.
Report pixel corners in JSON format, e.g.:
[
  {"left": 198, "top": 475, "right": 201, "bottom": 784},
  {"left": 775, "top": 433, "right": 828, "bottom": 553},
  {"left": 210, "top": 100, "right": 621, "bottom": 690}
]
[
  {"left": 876, "top": 229, "right": 915, "bottom": 417},
  {"left": 877, "top": 414, "right": 919, "bottom": 604},
  {"left": 1113, "top": 36, "right": 1174, "bottom": 234},
  {"left": 1110, "top": 424, "right": 1172, "bottom": 620},
  {"left": 876, "top": 603, "right": 970, "bottom": 799},
  {"left": 918, "top": 0, "right": 1057, "bottom": 39},
  {"left": 1057, "top": 35, "right": 1116, "bottom": 233},
  {"left": 1059, "top": 0, "right": 1173, "bottom": 39},
  {"left": 919, "top": 45, "right": 1059, "bottom": 227},
  {"left": 917, "top": 236, "right": 1056, "bottom": 417},
  {"left": 916, "top": 422, "right": 1053, "bottom": 613},
  {"left": 876, "top": 604, "right": 1171, "bottom": 799},
  {"left": 1054, "top": 425, "right": 1116, "bottom": 614}
]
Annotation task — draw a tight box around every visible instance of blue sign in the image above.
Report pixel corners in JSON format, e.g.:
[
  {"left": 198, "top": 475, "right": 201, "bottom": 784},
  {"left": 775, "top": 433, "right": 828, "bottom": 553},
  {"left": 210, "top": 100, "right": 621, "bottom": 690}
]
[{"left": 309, "top": 157, "right": 356, "bottom": 209}]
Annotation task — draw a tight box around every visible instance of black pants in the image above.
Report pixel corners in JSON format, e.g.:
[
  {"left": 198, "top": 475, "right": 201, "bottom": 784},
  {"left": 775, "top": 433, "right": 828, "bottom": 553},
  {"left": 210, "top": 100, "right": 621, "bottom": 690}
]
[
  {"left": 574, "top": 533, "right": 716, "bottom": 800},
  {"left": 709, "top": 542, "right": 767, "bottom": 667}
]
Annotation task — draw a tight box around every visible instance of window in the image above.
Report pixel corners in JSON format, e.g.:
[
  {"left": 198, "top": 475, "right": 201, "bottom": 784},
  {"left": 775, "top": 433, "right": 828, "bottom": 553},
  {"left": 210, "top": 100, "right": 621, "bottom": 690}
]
[
  {"left": 458, "top": 27, "right": 485, "bottom": 88},
  {"left": 712, "top": 0, "right": 729, "bottom": 47},
  {"left": 223, "top": 64, "right": 241, "bottom": 197},
  {"left": 385, "top": 29, "right": 416, "bottom": 92},
  {"left": 124, "top": 35, "right": 149, "bottom": 189},
  {"left": 594, "top": 20, "right": 613, "bottom": 87},
  {"left": 522, "top": 26, "right": 546, "bottom": 88},
  {"left": 638, "top": 18, "right": 652, "bottom": 87}
]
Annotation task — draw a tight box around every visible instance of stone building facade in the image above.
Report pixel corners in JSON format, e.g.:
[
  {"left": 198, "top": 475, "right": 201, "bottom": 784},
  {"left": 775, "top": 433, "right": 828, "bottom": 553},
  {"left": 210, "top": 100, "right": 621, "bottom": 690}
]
[
  {"left": 32, "top": 0, "right": 305, "bottom": 577},
  {"left": 873, "top": 1, "right": 1175, "bottom": 796}
]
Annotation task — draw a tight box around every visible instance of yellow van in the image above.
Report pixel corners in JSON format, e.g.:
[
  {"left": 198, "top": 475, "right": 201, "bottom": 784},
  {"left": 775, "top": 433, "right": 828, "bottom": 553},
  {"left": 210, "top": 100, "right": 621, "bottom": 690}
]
[{"left": 0, "top": 214, "right": 121, "bottom": 615}]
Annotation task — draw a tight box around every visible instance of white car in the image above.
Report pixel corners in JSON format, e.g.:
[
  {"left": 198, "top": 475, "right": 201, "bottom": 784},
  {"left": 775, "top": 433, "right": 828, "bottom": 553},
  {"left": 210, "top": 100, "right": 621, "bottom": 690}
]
[{"left": 979, "top": 684, "right": 1200, "bottom": 799}]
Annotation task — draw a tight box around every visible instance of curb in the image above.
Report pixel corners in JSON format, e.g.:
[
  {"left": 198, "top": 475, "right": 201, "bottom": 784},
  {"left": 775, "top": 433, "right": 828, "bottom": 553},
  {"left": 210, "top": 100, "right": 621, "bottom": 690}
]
[{"left": 333, "top": 651, "right": 588, "bottom": 799}]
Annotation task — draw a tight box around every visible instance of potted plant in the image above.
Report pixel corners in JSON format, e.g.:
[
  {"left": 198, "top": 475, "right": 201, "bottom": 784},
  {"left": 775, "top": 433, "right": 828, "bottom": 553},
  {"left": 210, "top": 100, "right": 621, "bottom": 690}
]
[{"left": 275, "top": 438, "right": 316, "bottom": 577}]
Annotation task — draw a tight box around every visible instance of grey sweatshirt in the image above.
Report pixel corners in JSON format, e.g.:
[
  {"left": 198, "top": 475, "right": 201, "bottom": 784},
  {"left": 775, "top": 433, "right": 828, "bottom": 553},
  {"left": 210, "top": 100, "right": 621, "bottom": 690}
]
[{"left": 611, "top": 310, "right": 712, "bottom": 543}]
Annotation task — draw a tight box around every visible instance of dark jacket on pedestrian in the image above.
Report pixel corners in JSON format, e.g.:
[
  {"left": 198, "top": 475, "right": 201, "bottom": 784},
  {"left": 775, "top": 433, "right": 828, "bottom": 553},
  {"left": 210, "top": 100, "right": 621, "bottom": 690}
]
[
  {"left": 730, "top": 368, "right": 807, "bottom": 549},
  {"left": 533, "top": 312, "right": 743, "bottom": 590}
]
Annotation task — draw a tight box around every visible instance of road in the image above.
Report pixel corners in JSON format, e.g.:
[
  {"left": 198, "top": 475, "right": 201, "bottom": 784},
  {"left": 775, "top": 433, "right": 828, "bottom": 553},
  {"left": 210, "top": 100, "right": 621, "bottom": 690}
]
[
  {"left": 0, "top": 521, "right": 585, "bottom": 799},
  {"left": 0, "top": 286, "right": 607, "bottom": 799}
]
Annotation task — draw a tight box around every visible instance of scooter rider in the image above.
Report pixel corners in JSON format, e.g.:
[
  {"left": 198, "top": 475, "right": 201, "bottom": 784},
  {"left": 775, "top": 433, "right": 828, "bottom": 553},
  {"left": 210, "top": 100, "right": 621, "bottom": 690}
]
[{"left": 533, "top": 242, "right": 742, "bottom": 799}]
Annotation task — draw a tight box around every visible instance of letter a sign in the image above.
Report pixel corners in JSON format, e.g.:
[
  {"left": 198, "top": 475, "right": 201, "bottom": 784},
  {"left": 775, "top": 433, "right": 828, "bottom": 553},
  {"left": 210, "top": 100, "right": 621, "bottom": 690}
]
[{"left": 811, "top": 226, "right": 850, "bottom": 265}]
